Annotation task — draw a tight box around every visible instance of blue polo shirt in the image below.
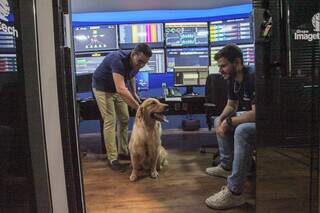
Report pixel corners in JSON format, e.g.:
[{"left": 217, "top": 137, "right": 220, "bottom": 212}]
[
  {"left": 92, "top": 50, "right": 139, "bottom": 93},
  {"left": 227, "top": 66, "right": 255, "bottom": 111}
]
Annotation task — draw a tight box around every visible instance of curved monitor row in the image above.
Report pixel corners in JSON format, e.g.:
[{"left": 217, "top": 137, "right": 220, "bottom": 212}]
[
  {"left": 75, "top": 44, "right": 254, "bottom": 75},
  {"left": 73, "top": 16, "right": 253, "bottom": 52}
]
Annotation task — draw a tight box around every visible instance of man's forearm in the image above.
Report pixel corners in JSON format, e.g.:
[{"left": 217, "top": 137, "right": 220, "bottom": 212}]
[
  {"left": 129, "top": 78, "right": 137, "bottom": 94},
  {"left": 219, "top": 105, "right": 236, "bottom": 121},
  {"left": 117, "top": 87, "right": 139, "bottom": 109},
  {"left": 231, "top": 110, "right": 255, "bottom": 126}
]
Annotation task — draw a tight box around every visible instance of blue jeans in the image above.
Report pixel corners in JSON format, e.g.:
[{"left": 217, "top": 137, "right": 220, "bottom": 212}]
[{"left": 215, "top": 118, "right": 256, "bottom": 194}]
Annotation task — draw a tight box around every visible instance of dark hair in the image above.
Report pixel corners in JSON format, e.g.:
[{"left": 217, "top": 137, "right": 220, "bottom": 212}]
[
  {"left": 133, "top": 43, "right": 152, "bottom": 58},
  {"left": 214, "top": 44, "right": 243, "bottom": 64}
]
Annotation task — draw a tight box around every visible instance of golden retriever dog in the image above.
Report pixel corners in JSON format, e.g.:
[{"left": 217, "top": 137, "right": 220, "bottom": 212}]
[{"left": 129, "top": 98, "right": 169, "bottom": 181}]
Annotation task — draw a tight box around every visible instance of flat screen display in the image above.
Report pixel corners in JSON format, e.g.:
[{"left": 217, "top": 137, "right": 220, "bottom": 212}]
[
  {"left": 210, "top": 17, "right": 252, "bottom": 46},
  {"left": 0, "top": 9, "right": 18, "bottom": 72},
  {"left": 73, "top": 25, "right": 118, "bottom": 52},
  {"left": 119, "top": 23, "right": 164, "bottom": 49},
  {"left": 210, "top": 44, "right": 255, "bottom": 74},
  {"left": 140, "top": 49, "right": 165, "bottom": 73},
  {"left": 165, "top": 22, "right": 208, "bottom": 47},
  {"left": 135, "top": 71, "right": 149, "bottom": 91},
  {"left": 75, "top": 52, "right": 109, "bottom": 75},
  {"left": 166, "top": 47, "right": 209, "bottom": 72},
  {"left": 0, "top": 54, "right": 17, "bottom": 72}
]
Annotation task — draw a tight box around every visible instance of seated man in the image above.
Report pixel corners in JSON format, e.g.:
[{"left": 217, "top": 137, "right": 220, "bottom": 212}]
[{"left": 205, "top": 44, "right": 256, "bottom": 209}]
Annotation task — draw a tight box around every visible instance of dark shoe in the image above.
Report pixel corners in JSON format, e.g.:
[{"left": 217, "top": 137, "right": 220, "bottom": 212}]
[
  {"left": 110, "top": 160, "right": 126, "bottom": 172},
  {"left": 118, "top": 154, "right": 131, "bottom": 161}
]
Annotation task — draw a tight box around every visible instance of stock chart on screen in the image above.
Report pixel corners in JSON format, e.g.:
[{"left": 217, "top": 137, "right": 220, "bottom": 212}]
[{"left": 165, "top": 22, "right": 208, "bottom": 47}]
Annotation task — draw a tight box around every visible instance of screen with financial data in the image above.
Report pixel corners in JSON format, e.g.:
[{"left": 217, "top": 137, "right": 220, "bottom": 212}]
[
  {"left": 165, "top": 22, "right": 208, "bottom": 47},
  {"left": 166, "top": 47, "right": 209, "bottom": 72},
  {"left": 210, "top": 44, "right": 255, "bottom": 74},
  {"left": 210, "top": 17, "right": 252, "bottom": 46},
  {"left": 75, "top": 52, "right": 110, "bottom": 75},
  {"left": 119, "top": 23, "right": 164, "bottom": 49},
  {"left": 0, "top": 54, "right": 17, "bottom": 72},
  {"left": 73, "top": 25, "right": 118, "bottom": 52},
  {"left": 139, "top": 49, "right": 165, "bottom": 73},
  {"left": 0, "top": 16, "right": 18, "bottom": 72}
]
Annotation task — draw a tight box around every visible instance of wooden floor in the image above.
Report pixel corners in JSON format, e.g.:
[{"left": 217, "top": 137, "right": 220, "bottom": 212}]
[
  {"left": 82, "top": 145, "right": 255, "bottom": 213},
  {"left": 81, "top": 131, "right": 315, "bottom": 213}
]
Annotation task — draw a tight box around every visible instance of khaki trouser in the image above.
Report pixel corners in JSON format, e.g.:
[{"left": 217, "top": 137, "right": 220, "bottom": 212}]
[{"left": 93, "top": 88, "right": 129, "bottom": 162}]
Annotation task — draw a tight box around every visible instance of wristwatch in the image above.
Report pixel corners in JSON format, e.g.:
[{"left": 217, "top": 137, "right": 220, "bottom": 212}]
[{"left": 226, "top": 117, "right": 233, "bottom": 127}]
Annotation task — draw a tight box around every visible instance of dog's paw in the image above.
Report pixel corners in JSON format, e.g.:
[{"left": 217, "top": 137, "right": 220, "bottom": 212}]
[
  {"left": 130, "top": 173, "right": 138, "bottom": 182},
  {"left": 150, "top": 170, "right": 159, "bottom": 179}
]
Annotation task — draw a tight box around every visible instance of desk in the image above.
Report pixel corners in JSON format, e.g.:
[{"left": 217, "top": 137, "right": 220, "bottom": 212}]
[
  {"left": 78, "top": 95, "right": 206, "bottom": 154},
  {"left": 78, "top": 95, "right": 206, "bottom": 120}
]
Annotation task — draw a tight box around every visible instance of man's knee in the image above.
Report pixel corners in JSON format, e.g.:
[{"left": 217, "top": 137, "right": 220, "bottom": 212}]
[{"left": 234, "top": 123, "right": 256, "bottom": 141}]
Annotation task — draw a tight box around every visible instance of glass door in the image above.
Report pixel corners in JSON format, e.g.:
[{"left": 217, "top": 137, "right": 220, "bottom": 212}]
[
  {"left": 0, "top": 0, "right": 84, "bottom": 212},
  {"left": 254, "top": 0, "right": 319, "bottom": 212}
]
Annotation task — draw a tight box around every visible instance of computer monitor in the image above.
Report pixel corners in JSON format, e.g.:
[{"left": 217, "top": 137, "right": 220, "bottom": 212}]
[
  {"left": 73, "top": 25, "right": 118, "bottom": 52},
  {"left": 119, "top": 23, "right": 164, "bottom": 49},
  {"left": 166, "top": 47, "right": 209, "bottom": 72},
  {"left": 165, "top": 22, "right": 208, "bottom": 47},
  {"left": 0, "top": 54, "right": 17, "bottom": 72},
  {"left": 139, "top": 49, "right": 165, "bottom": 73},
  {"left": 0, "top": 26, "right": 17, "bottom": 73},
  {"left": 174, "top": 66, "right": 208, "bottom": 96},
  {"left": 210, "top": 17, "right": 253, "bottom": 46},
  {"left": 135, "top": 71, "right": 149, "bottom": 91},
  {"left": 75, "top": 52, "right": 110, "bottom": 75},
  {"left": 210, "top": 44, "right": 255, "bottom": 74}
]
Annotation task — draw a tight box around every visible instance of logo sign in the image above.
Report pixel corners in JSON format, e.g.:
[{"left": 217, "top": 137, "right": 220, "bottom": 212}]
[
  {"left": 0, "top": 0, "right": 10, "bottom": 22},
  {"left": 0, "top": 0, "right": 18, "bottom": 38},
  {"left": 294, "top": 12, "right": 320, "bottom": 41},
  {"left": 312, "top": 12, "right": 320, "bottom": 32}
]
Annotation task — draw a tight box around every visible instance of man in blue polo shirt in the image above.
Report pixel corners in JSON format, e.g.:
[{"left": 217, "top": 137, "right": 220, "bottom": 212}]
[
  {"left": 92, "top": 43, "right": 152, "bottom": 172},
  {"left": 205, "top": 44, "right": 256, "bottom": 209}
]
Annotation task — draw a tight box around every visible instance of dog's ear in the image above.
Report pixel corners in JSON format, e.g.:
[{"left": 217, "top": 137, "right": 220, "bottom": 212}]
[{"left": 136, "top": 106, "right": 144, "bottom": 120}]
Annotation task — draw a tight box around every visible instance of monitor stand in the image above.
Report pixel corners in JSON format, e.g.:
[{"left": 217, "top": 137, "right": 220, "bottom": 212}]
[{"left": 183, "top": 86, "right": 198, "bottom": 96}]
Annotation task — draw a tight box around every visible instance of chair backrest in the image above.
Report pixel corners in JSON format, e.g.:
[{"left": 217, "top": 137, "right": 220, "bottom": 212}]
[{"left": 205, "top": 74, "right": 228, "bottom": 115}]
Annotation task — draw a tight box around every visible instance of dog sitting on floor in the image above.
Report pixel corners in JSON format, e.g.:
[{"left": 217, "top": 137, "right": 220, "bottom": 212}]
[{"left": 129, "top": 98, "right": 169, "bottom": 181}]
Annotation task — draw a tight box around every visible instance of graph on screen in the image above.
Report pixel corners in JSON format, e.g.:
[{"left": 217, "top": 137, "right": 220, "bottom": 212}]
[
  {"left": 166, "top": 47, "right": 209, "bottom": 72},
  {"left": 165, "top": 22, "right": 208, "bottom": 47},
  {"left": 119, "top": 23, "right": 164, "bottom": 49}
]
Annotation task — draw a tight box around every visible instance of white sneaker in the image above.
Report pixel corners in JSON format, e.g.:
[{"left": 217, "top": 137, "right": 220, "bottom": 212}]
[
  {"left": 205, "top": 186, "right": 246, "bottom": 210},
  {"left": 206, "top": 164, "right": 231, "bottom": 178}
]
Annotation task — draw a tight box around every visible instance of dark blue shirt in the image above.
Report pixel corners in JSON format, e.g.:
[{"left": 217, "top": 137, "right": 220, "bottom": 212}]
[
  {"left": 92, "top": 50, "right": 139, "bottom": 93},
  {"left": 227, "top": 66, "right": 255, "bottom": 111}
]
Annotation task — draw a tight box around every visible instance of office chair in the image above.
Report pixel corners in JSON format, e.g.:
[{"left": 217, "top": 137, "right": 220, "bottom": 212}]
[{"left": 200, "top": 74, "right": 228, "bottom": 157}]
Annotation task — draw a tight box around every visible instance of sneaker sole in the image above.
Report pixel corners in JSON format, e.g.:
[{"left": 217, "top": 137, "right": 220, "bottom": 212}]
[
  {"left": 205, "top": 199, "right": 246, "bottom": 210},
  {"left": 206, "top": 171, "right": 230, "bottom": 178}
]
